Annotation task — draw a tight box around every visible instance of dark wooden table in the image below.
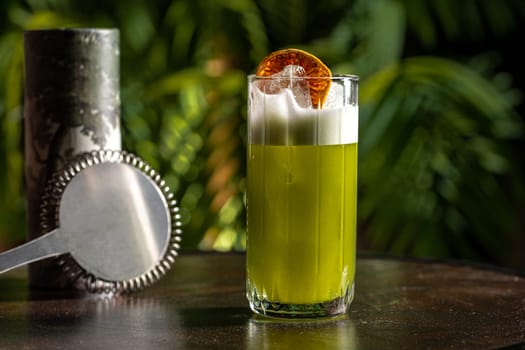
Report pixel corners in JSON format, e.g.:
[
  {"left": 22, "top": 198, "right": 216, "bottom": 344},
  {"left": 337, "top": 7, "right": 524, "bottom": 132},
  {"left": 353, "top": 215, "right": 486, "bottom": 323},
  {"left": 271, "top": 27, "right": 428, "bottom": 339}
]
[{"left": 0, "top": 253, "right": 524, "bottom": 349}]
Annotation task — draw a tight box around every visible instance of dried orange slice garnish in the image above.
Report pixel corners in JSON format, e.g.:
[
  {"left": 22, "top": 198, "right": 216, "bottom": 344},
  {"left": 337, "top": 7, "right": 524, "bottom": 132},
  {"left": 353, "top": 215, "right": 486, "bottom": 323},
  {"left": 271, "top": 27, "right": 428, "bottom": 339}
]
[{"left": 255, "top": 48, "right": 332, "bottom": 108}]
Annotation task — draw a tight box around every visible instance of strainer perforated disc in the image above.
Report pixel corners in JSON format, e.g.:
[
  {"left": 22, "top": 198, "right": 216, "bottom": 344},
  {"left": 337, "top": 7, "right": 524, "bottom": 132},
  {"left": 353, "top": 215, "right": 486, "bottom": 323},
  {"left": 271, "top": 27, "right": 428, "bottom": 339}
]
[{"left": 0, "top": 150, "right": 182, "bottom": 294}]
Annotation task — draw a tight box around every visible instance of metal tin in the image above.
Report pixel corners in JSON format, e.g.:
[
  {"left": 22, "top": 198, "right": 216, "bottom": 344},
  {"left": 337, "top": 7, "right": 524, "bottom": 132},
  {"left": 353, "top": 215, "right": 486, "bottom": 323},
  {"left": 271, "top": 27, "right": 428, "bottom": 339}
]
[{"left": 24, "top": 28, "right": 121, "bottom": 289}]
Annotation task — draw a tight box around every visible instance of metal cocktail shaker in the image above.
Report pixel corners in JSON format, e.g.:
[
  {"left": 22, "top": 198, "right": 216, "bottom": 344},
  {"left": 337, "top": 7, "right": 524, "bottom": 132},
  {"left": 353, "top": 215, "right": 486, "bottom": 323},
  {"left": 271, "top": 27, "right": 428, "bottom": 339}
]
[{"left": 23, "top": 28, "right": 121, "bottom": 289}]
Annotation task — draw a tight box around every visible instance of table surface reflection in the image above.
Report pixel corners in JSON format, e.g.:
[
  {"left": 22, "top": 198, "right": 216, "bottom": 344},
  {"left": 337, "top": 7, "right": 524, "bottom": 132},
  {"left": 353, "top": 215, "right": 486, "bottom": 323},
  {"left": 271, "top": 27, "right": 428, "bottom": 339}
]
[{"left": 0, "top": 253, "right": 524, "bottom": 349}]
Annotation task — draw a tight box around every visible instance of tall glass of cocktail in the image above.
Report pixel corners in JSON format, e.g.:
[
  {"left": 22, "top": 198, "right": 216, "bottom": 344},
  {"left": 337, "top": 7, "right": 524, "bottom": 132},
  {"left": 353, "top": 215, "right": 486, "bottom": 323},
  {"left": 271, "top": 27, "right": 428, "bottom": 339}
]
[{"left": 246, "top": 49, "right": 359, "bottom": 318}]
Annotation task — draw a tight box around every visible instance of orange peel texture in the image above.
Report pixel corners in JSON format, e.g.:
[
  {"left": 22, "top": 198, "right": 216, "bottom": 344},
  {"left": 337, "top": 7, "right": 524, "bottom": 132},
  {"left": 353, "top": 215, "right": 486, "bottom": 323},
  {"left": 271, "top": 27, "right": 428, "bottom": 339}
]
[{"left": 255, "top": 48, "right": 332, "bottom": 108}]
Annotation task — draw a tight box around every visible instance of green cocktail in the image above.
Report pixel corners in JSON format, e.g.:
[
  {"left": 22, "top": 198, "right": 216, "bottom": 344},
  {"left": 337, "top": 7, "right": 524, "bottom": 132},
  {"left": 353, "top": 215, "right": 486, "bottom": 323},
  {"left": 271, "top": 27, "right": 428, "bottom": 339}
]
[
  {"left": 246, "top": 73, "right": 359, "bottom": 318},
  {"left": 247, "top": 143, "right": 357, "bottom": 303}
]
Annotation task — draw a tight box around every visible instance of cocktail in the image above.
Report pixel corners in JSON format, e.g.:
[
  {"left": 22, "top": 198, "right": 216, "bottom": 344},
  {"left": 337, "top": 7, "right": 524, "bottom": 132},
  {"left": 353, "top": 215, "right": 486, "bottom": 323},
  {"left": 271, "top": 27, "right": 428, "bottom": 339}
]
[{"left": 246, "top": 49, "right": 359, "bottom": 318}]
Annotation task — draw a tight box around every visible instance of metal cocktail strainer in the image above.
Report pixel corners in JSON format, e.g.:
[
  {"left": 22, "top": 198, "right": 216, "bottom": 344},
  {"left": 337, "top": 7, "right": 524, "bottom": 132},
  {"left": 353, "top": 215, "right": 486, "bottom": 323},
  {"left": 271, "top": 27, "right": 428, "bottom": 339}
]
[{"left": 0, "top": 150, "right": 182, "bottom": 294}]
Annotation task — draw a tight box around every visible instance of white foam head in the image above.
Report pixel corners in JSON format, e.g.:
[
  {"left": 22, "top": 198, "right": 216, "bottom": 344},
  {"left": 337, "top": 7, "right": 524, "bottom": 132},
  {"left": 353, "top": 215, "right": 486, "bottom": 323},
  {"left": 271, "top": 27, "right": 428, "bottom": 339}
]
[{"left": 248, "top": 77, "right": 358, "bottom": 145}]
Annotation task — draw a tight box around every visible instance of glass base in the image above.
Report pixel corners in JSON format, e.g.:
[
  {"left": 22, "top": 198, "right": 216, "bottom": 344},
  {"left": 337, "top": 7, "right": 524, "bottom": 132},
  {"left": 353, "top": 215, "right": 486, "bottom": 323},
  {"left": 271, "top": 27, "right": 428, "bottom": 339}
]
[{"left": 247, "top": 283, "right": 354, "bottom": 319}]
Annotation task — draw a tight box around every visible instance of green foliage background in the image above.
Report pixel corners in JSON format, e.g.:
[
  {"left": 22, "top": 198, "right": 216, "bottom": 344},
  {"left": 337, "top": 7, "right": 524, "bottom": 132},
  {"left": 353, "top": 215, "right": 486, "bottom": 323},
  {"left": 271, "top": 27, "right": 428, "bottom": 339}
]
[{"left": 0, "top": 0, "right": 524, "bottom": 268}]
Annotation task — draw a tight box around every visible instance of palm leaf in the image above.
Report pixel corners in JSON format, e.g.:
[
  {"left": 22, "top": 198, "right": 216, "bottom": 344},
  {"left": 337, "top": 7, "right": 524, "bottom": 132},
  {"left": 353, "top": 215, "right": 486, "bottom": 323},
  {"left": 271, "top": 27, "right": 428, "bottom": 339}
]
[
  {"left": 401, "top": 0, "right": 525, "bottom": 47},
  {"left": 359, "top": 56, "right": 522, "bottom": 261}
]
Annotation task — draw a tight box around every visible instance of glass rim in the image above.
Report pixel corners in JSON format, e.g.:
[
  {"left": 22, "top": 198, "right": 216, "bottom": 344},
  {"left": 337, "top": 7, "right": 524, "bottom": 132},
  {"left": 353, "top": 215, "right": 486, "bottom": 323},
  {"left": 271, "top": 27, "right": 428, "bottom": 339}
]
[{"left": 248, "top": 73, "right": 359, "bottom": 81}]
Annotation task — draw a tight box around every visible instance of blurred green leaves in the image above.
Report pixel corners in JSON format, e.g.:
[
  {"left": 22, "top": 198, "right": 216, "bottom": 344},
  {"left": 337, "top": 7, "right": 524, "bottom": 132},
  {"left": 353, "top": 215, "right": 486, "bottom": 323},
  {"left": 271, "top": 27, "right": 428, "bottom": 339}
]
[
  {"left": 359, "top": 56, "right": 523, "bottom": 261},
  {"left": 401, "top": 0, "right": 525, "bottom": 46},
  {"left": 0, "top": 0, "right": 523, "bottom": 267}
]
